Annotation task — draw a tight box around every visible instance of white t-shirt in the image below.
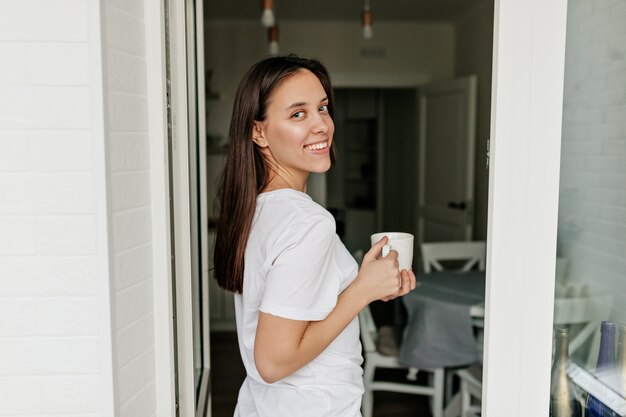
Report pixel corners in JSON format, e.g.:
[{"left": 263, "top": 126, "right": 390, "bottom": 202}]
[{"left": 233, "top": 189, "right": 364, "bottom": 417}]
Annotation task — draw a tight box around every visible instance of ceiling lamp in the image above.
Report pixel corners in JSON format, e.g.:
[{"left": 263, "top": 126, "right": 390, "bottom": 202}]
[
  {"left": 362, "top": 0, "right": 373, "bottom": 39},
  {"left": 261, "top": 0, "right": 275, "bottom": 28},
  {"left": 268, "top": 25, "right": 279, "bottom": 55}
]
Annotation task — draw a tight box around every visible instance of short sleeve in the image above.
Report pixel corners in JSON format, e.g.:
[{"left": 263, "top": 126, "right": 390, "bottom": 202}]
[{"left": 260, "top": 215, "right": 340, "bottom": 321}]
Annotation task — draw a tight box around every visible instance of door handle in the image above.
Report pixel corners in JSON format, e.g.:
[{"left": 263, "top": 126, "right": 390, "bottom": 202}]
[{"left": 447, "top": 201, "right": 467, "bottom": 210}]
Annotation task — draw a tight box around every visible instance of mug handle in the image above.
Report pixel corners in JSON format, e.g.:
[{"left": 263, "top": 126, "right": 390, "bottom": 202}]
[{"left": 382, "top": 244, "right": 391, "bottom": 257}]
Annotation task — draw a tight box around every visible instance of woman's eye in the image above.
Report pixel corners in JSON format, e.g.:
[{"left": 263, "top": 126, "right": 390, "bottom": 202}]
[
  {"left": 292, "top": 111, "right": 305, "bottom": 119},
  {"left": 319, "top": 104, "right": 329, "bottom": 112}
]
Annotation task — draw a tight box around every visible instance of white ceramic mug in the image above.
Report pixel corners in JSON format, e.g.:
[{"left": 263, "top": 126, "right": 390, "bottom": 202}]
[{"left": 370, "top": 232, "right": 414, "bottom": 270}]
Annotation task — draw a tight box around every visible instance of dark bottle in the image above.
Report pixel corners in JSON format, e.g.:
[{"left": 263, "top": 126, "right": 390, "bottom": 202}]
[
  {"left": 586, "top": 321, "right": 619, "bottom": 417},
  {"left": 550, "top": 326, "right": 583, "bottom": 417}
]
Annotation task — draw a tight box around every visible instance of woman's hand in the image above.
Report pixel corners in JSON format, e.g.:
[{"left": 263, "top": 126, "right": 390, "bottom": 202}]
[
  {"left": 380, "top": 269, "right": 416, "bottom": 301},
  {"left": 351, "top": 236, "right": 416, "bottom": 304}
]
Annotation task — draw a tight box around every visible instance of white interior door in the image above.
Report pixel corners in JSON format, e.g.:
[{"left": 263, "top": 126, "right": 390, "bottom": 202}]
[{"left": 417, "top": 76, "right": 477, "bottom": 244}]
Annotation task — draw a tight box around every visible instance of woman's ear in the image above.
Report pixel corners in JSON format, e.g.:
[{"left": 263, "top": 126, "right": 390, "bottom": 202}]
[{"left": 252, "top": 121, "right": 268, "bottom": 148}]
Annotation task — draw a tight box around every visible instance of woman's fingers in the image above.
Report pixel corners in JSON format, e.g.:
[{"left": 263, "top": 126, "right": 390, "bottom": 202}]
[
  {"left": 383, "top": 270, "right": 415, "bottom": 301},
  {"left": 408, "top": 269, "right": 416, "bottom": 291},
  {"left": 397, "top": 269, "right": 415, "bottom": 290},
  {"left": 362, "top": 236, "right": 388, "bottom": 263},
  {"left": 399, "top": 270, "right": 411, "bottom": 295},
  {"left": 357, "top": 240, "right": 415, "bottom": 303}
]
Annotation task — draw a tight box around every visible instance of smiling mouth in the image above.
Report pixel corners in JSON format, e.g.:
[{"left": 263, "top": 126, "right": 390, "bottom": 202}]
[{"left": 304, "top": 141, "right": 329, "bottom": 151}]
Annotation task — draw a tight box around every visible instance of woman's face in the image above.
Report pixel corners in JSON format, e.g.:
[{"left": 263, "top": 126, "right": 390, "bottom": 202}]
[{"left": 253, "top": 69, "right": 334, "bottom": 190}]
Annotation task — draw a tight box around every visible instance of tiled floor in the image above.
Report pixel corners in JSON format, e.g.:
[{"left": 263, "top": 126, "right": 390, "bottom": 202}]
[{"left": 209, "top": 331, "right": 433, "bottom": 417}]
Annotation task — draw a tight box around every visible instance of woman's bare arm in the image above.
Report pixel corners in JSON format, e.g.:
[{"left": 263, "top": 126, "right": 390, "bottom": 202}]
[{"left": 254, "top": 237, "right": 416, "bottom": 383}]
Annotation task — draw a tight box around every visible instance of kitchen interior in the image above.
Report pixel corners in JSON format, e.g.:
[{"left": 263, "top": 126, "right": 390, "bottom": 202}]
[
  {"left": 204, "top": 0, "right": 494, "bottom": 325},
  {"left": 194, "top": 1, "right": 626, "bottom": 415},
  {"left": 202, "top": 0, "right": 495, "bottom": 415},
  {"left": 204, "top": 0, "right": 493, "bottom": 416}
]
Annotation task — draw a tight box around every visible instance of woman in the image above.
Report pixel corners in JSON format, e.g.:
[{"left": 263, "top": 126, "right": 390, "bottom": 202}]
[{"left": 214, "top": 55, "right": 416, "bottom": 417}]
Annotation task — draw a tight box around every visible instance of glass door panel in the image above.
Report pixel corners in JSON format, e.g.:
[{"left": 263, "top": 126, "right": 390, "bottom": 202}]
[{"left": 551, "top": 1, "right": 626, "bottom": 415}]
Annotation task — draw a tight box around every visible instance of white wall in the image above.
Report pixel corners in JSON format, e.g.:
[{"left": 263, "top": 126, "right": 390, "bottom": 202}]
[
  {"left": 101, "top": 0, "right": 157, "bottom": 415},
  {"left": 0, "top": 1, "right": 161, "bottom": 415},
  {"left": 454, "top": 0, "right": 494, "bottom": 241},
  {"left": 0, "top": 0, "right": 113, "bottom": 415},
  {"left": 557, "top": 0, "right": 626, "bottom": 322},
  {"left": 204, "top": 19, "right": 455, "bottom": 141}
]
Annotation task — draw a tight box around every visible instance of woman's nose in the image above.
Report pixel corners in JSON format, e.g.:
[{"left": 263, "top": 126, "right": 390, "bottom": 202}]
[{"left": 311, "top": 113, "right": 330, "bottom": 134}]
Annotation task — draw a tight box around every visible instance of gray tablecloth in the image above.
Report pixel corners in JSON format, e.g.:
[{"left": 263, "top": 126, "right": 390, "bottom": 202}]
[{"left": 399, "top": 270, "right": 485, "bottom": 368}]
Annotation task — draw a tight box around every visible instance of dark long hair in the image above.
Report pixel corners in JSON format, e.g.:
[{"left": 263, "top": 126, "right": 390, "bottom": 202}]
[{"left": 214, "top": 55, "right": 336, "bottom": 293}]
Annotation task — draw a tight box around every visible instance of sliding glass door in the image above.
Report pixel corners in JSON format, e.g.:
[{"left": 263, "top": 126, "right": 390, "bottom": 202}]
[
  {"left": 486, "top": 1, "right": 626, "bottom": 414},
  {"left": 184, "top": 0, "right": 211, "bottom": 413},
  {"left": 549, "top": 1, "right": 626, "bottom": 415},
  {"left": 166, "top": 0, "right": 210, "bottom": 415}
]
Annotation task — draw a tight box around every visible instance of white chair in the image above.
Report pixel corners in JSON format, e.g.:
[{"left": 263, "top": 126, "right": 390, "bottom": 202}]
[
  {"left": 359, "top": 304, "right": 445, "bottom": 417},
  {"left": 421, "top": 241, "right": 487, "bottom": 274},
  {"left": 456, "top": 295, "right": 614, "bottom": 417},
  {"left": 419, "top": 241, "right": 487, "bottom": 402},
  {"left": 459, "top": 364, "right": 482, "bottom": 417}
]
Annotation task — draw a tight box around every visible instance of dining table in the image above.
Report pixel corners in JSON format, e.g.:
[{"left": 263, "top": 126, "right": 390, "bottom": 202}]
[{"left": 399, "top": 270, "right": 486, "bottom": 417}]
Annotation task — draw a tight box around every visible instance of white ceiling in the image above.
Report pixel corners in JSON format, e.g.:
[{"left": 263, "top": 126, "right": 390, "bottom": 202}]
[{"left": 204, "top": 0, "right": 483, "bottom": 23}]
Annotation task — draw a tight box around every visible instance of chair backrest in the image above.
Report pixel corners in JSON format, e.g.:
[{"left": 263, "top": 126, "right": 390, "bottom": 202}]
[
  {"left": 358, "top": 304, "right": 378, "bottom": 354},
  {"left": 553, "top": 295, "right": 613, "bottom": 368},
  {"left": 421, "top": 241, "right": 487, "bottom": 273}
]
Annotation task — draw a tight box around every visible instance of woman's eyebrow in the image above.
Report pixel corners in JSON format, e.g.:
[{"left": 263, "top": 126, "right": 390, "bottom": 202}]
[
  {"left": 284, "top": 97, "right": 329, "bottom": 111},
  {"left": 284, "top": 102, "right": 306, "bottom": 111}
]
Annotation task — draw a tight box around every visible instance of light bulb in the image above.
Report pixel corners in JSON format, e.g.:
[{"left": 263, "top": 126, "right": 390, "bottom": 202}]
[
  {"left": 261, "top": 8, "right": 275, "bottom": 28},
  {"left": 362, "top": 6, "right": 373, "bottom": 39},
  {"left": 267, "top": 26, "right": 279, "bottom": 55},
  {"left": 268, "top": 41, "right": 279, "bottom": 55},
  {"left": 362, "top": 25, "right": 373, "bottom": 39}
]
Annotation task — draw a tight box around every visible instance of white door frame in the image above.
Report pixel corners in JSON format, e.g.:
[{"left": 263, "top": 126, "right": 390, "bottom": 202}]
[
  {"left": 191, "top": 0, "right": 212, "bottom": 414},
  {"left": 145, "top": 1, "right": 177, "bottom": 416},
  {"left": 146, "top": 0, "right": 200, "bottom": 415},
  {"left": 150, "top": 0, "right": 570, "bottom": 415},
  {"left": 483, "top": 0, "right": 568, "bottom": 415},
  {"left": 169, "top": 0, "right": 197, "bottom": 414}
]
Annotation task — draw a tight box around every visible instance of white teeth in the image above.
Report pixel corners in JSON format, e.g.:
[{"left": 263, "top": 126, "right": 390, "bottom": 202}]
[{"left": 305, "top": 142, "right": 328, "bottom": 151}]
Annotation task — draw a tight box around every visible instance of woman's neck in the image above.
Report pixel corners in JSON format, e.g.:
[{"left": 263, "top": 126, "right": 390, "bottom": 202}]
[{"left": 263, "top": 174, "right": 307, "bottom": 193}]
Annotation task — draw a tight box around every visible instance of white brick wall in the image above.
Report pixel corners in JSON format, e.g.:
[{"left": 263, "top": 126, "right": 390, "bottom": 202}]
[
  {"left": 101, "top": 0, "right": 157, "bottom": 415},
  {"left": 1, "top": 0, "right": 159, "bottom": 415},
  {"left": 0, "top": 1, "right": 106, "bottom": 415},
  {"left": 558, "top": 0, "right": 626, "bottom": 321}
]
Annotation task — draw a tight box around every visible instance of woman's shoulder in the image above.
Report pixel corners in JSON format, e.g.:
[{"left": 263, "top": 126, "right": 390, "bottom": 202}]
[
  {"left": 258, "top": 189, "right": 332, "bottom": 218},
  {"left": 255, "top": 189, "right": 335, "bottom": 233},
  {"left": 252, "top": 190, "right": 338, "bottom": 265}
]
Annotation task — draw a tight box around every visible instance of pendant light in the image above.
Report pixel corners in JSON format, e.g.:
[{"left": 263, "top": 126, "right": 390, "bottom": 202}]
[
  {"left": 268, "top": 25, "right": 279, "bottom": 55},
  {"left": 362, "top": 0, "right": 373, "bottom": 39},
  {"left": 261, "top": 0, "right": 275, "bottom": 28}
]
